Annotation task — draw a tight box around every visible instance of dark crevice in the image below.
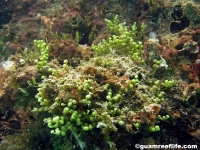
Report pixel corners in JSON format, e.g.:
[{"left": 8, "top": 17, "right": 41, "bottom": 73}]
[
  {"left": 170, "top": 5, "right": 190, "bottom": 34},
  {"left": 78, "top": 29, "right": 91, "bottom": 45},
  {"left": 171, "top": 10, "right": 183, "bottom": 19},
  {"left": 175, "top": 43, "right": 184, "bottom": 50},
  {"left": 0, "top": 10, "right": 13, "bottom": 29},
  {"left": 170, "top": 17, "right": 190, "bottom": 34}
]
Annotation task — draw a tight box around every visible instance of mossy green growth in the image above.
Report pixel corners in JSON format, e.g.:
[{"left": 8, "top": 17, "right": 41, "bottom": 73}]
[
  {"left": 149, "top": 125, "right": 160, "bottom": 132},
  {"left": 161, "top": 79, "right": 175, "bottom": 89},
  {"left": 157, "top": 115, "right": 170, "bottom": 121},
  {"left": 92, "top": 15, "right": 146, "bottom": 63},
  {"left": 33, "top": 64, "right": 125, "bottom": 138},
  {"left": 13, "top": 79, "right": 38, "bottom": 109},
  {"left": 0, "top": 41, "right": 4, "bottom": 50},
  {"left": 34, "top": 40, "right": 50, "bottom": 70},
  {"left": 75, "top": 31, "right": 80, "bottom": 46},
  {"left": 183, "top": 3, "right": 200, "bottom": 22}
]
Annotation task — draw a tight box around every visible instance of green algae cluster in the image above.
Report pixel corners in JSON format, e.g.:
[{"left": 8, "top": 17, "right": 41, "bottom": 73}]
[
  {"left": 32, "top": 16, "right": 174, "bottom": 149},
  {"left": 34, "top": 40, "right": 50, "bottom": 70},
  {"left": 92, "top": 15, "right": 146, "bottom": 63}
]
